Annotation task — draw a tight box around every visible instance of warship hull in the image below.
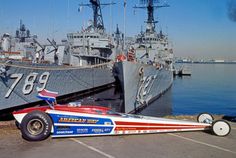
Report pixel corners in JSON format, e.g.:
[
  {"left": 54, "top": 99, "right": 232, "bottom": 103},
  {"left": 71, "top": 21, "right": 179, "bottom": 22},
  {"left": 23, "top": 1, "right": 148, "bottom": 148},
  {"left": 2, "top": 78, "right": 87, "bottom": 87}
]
[
  {"left": 114, "top": 61, "right": 173, "bottom": 113},
  {"left": 0, "top": 61, "right": 115, "bottom": 110}
]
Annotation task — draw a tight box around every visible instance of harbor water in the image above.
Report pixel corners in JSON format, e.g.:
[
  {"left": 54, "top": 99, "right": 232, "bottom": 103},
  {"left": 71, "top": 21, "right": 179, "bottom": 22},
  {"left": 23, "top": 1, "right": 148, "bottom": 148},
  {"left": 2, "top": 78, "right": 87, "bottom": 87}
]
[
  {"left": 172, "top": 63, "right": 236, "bottom": 116},
  {"left": 73, "top": 63, "right": 236, "bottom": 117}
]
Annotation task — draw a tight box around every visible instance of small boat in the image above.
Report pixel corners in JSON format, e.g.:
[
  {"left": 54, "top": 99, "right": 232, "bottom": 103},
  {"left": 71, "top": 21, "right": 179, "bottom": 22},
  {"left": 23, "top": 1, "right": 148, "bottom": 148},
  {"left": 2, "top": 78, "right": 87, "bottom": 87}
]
[
  {"left": 12, "top": 89, "right": 231, "bottom": 141},
  {"left": 173, "top": 65, "right": 192, "bottom": 76}
]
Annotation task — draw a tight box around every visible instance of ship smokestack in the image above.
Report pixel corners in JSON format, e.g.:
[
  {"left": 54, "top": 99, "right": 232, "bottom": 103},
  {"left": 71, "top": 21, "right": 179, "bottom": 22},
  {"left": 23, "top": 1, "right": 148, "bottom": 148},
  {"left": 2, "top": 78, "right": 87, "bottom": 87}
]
[{"left": 228, "top": 0, "right": 236, "bottom": 22}]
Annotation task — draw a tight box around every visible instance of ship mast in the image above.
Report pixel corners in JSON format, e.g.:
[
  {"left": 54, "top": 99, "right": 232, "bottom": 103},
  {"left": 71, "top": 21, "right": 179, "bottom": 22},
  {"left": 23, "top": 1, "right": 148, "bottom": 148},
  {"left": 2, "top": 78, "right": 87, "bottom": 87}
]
[
  {"left": 90, "top": 0, "right": 104, "bottom": 30},
  {"left": 79, "top": 0, "right": 115, "bottom": 32},
  {"left": 134, "top": 0, "right": 169, "bottom": 33},
  {"left": 16, "top": 20, "right": 31, "bottom": 42}
]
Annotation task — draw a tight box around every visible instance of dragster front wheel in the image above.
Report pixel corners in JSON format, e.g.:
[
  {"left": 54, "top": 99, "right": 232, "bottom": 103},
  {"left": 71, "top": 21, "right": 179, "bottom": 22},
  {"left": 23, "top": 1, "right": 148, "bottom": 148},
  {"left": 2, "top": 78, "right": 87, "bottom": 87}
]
[
  {"left": 212, "top": 120, "right": 231, "bottom": 137},
  {"left": 20, "top": 110, "right": 52, "bottom": 141},
  {"left": 197, "top": 113, "right": 214, "bottom": 123}
]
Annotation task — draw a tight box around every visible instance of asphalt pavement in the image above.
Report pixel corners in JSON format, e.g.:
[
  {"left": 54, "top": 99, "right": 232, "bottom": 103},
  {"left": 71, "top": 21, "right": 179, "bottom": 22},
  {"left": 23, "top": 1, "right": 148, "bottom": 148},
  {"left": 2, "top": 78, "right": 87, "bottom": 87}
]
[{"left": 0, "top": 121, "right": 235, "bottom": 158}]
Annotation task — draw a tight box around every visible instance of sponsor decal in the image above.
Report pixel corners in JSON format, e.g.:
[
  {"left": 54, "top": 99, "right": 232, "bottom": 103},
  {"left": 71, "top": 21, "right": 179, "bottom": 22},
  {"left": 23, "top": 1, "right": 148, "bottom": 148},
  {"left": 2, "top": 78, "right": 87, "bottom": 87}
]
[
  {"left": 57, "top": 126, "right": 70, "bottom": 130},
  {"left": 50, "top": 114, "right": 113, "bottom": 125},
  {"left": 56, "top": 131, "right": 74, "bottom": 134},
  {"left": 104, "top": 122, "right": 112, "bottom": 125},
  {"left": 77, "top": 128, "right": 89, "bottom": 134},
  {"left": 53, "top": 126, "right": 114, "bottom": 136},
  {"left": 59, "top": 117, "right": 86, "bottom": 123},
  {"left": 87, "top": 119, "right": 99, "bottom": 124},
  {"left": 58, "top": 117, "right": 99, "bottom": 124},
  {"left": 91, "top": 128, "right": 113, "bottom": 134}
]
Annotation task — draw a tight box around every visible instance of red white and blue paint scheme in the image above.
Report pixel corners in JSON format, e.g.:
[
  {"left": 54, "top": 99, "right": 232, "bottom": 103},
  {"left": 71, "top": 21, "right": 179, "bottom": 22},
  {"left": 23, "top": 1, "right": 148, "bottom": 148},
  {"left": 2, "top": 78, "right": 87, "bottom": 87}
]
[{"left": 13, "top": 90, "right": 231, "bottom": 141}]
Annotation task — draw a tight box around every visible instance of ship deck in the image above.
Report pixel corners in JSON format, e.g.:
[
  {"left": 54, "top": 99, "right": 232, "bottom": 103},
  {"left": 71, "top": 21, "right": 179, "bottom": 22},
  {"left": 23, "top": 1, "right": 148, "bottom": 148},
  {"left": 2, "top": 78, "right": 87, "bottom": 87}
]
[{"left": 0, "top": 118, "right": 235, "bottom": 158}]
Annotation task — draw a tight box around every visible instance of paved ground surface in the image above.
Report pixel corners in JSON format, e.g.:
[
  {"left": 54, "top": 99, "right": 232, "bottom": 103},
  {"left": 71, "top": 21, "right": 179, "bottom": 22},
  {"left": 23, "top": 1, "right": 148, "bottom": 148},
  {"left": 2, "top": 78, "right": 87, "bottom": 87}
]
[{"left": 0, "top": 120, "right": 235, "bottom": 158}]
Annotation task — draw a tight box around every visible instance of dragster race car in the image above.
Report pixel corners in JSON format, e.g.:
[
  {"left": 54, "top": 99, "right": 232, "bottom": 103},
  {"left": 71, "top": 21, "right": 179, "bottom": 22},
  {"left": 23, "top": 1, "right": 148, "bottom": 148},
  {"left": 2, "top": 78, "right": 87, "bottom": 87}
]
[{"left": 13, "top": 90, "right": 231, "bottom": 141}]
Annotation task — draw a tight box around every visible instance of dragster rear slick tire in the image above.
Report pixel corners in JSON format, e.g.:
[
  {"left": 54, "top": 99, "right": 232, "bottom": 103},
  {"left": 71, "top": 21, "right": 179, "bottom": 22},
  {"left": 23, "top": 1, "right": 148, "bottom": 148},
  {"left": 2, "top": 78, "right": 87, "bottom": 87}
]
[
  {"left": 212, "top": 120, "right": 231, "bottom": 137},
  {"left": 20, "top": 110, "right": 52, "bottom": 141}
]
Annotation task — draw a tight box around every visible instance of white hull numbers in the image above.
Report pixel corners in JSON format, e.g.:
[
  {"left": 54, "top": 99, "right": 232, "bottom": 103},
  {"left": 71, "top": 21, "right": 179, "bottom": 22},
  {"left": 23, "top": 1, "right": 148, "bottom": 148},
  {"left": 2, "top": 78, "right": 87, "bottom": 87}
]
[
  {"left": 5, "top": 72, "right": 50, "bottom": 98},
  {"left": 136, "top": 75, "right": 157, "bottom": 104}
]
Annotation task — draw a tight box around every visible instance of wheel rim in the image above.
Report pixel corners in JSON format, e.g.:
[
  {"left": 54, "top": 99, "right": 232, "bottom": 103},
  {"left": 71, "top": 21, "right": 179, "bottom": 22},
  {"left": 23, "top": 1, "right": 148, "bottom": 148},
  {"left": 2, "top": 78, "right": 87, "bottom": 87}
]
[
  {"left": 213, "top": 121, "right": 230, "bottom": 136},
  {"left": 198, "top": 113, "right": 213, "bottom": 123},
  {"left": 27, "top": 119, "right": 44, "bottom": 136}
]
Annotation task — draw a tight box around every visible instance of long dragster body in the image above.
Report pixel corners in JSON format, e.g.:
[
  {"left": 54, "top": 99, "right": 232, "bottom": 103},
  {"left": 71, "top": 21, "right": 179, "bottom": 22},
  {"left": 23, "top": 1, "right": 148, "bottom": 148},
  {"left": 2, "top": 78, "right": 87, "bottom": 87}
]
[{"left": 13, "top": 103, "right": 231, "bottom": 141}]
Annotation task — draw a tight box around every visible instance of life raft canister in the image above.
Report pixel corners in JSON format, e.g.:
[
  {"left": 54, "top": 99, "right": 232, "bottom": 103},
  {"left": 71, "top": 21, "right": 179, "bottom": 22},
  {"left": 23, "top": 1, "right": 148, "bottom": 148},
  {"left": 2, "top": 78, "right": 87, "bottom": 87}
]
[{"left": 116, "top": 54, "right": 127, "bottom": 61}]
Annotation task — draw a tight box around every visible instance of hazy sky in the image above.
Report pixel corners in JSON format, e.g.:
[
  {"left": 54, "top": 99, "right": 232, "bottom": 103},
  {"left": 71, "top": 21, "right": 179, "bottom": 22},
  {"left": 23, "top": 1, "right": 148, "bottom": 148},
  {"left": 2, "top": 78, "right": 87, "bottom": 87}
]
[{"left": 0, "top": 0, "right": 236, "bottom": 59}]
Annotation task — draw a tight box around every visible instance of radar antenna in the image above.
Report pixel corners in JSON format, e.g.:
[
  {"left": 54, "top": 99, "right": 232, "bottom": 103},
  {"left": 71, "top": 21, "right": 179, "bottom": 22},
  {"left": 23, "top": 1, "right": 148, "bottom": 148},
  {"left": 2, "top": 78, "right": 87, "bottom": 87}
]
[
  {"left": 16, "top": 20, "right": 32, "bottom": 42},
  {"left": 134, "top": 0, "right": 169, "bottom": 33},
  {"left": 79, "top": 0, "right": 115, "bottom": 31}
]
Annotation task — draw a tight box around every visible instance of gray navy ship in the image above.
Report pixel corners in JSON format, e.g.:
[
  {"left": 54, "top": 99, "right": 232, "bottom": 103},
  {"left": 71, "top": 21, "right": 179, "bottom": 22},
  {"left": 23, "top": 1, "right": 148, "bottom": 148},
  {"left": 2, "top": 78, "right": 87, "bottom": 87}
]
[
  {"left": 114, "top": 0, "right": 174, "bottom": 113},
  {"left": 0, "top": 0, "right": 115, "bottom": 111}
]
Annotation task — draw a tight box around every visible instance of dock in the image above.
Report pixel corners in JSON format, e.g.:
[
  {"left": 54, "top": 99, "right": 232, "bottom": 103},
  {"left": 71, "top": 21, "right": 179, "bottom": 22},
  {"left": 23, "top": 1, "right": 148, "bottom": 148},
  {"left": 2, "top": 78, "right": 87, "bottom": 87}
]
[{"left": 0, "top": 118, "right": 235, "bottom": 158}]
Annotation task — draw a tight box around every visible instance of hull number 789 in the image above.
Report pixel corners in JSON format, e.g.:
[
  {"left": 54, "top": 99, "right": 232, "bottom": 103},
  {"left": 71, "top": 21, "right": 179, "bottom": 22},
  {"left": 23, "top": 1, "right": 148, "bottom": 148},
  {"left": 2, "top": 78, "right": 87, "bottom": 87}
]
[{"left": 5, "top": 72, "right": 50, "bottom": 98}]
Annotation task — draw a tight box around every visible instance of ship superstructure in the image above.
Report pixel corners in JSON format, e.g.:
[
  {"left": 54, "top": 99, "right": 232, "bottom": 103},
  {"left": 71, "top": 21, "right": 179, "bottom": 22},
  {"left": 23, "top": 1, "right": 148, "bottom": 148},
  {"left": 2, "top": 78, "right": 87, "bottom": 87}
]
[
  {"left": 0, "top": 20, "right": 37, "bottom": 60},
  {"left": 66, "top": 0, "right": 116, "bottom": 66},
  {"left": 133, "top": 0, "right": 173, "bottom": 65}
]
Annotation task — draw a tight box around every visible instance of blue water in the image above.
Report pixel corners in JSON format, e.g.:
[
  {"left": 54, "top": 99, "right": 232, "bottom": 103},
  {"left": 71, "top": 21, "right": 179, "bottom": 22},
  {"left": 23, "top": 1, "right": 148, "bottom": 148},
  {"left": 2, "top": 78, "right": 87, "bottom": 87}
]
[
  {"left": 74, "top": 64, "right": 236, "bottom": 117},
  {"left": 172, "top": 64, "right": 236, "bottom": 116}
]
